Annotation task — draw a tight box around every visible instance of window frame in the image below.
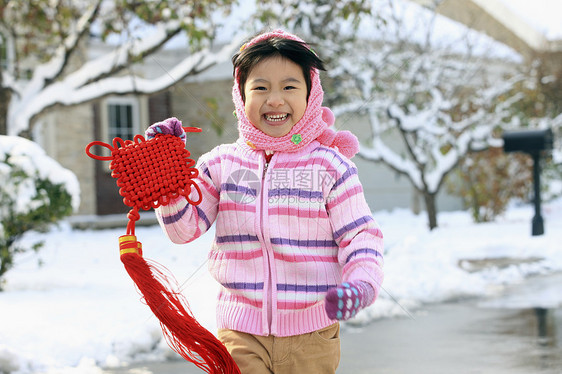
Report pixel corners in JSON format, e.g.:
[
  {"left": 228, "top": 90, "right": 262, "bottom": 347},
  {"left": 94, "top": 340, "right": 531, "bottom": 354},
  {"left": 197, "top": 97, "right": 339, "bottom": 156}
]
[{"left": 101, "top": 96, "right": 141, "bottom": 144}]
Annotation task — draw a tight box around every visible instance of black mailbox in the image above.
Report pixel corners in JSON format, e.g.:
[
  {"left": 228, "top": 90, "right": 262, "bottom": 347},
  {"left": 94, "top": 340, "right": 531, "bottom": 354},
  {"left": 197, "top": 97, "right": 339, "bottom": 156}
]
[
  {"left": 503, "top": 128, "right": 553, "bottom": 154},
  {"left": 502, "top": 128, "right": 554, "bottom": 236}
]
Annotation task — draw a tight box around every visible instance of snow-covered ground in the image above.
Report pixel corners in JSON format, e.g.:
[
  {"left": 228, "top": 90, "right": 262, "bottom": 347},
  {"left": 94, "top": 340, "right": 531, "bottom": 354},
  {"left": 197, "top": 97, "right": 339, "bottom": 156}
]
[{"left": 1, "top": 197, "right": 561, "bottom": 373}]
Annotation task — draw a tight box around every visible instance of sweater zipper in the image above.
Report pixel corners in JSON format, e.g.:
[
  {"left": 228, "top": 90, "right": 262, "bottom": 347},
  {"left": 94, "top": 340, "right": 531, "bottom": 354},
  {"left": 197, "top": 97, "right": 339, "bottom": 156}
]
[{"left": 260, "top": 152, "right": 274, "bottom": 334}]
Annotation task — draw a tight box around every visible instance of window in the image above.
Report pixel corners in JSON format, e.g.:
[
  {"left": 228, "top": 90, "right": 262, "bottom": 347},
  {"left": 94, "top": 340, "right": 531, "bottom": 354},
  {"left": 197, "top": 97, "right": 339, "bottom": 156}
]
[{"left": 105, "top": 97, "right": 140, "bottom": 143}]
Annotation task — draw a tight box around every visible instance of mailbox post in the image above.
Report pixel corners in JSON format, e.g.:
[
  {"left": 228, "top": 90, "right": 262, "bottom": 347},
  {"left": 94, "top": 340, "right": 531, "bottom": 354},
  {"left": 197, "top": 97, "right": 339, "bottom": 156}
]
[{"left": 503, "top": 128, "right": 553, "bottom": 236}]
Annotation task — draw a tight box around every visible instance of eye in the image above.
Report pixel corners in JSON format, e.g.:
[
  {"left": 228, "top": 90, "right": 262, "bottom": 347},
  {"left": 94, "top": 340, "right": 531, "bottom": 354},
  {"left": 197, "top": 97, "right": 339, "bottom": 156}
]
[
  {"left": 253, "top": 86, "right": 267, "bottom": 91},
  {"left": 284, "top": 85, "right": 297, "bottom": 90}
]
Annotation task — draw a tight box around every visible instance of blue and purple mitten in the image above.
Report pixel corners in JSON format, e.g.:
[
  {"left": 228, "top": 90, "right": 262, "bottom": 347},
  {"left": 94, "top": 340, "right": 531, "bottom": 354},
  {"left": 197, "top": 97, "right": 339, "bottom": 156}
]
[
  {"left": 145, "top": 117, "right": 186, "bottom": 143},
  {"left": 325, "top": 281, "right": 376, "bottom": 321}
]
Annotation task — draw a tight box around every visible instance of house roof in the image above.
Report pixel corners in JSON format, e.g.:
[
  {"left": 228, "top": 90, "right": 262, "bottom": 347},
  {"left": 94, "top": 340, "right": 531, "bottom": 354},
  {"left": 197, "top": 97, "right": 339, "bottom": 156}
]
[
  {"left": 498, "top": 0, "right": 562, "bottom": 41},
  {"left": 410, "top": 0, "right": 562, "bottom": 59}
]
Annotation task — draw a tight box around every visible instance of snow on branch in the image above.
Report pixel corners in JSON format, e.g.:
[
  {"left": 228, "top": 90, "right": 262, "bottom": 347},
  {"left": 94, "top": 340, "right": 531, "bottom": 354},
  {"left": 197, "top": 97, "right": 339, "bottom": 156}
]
[
  {"left": 343, "top": 47, "right": 523, "bottom": 195},
  {"left": 9, "top": 34, "right": 244, "bottom": 135},
  {"left": 68, "top": 21, "right": 184, "bottom": 90},
  {"left": 4, "top": 0, "right": 249, "bottom": 135},
  {"left": 31, "top": 2, "right": 103, "bottom": 89},
  {"left": 335, "top": 23, "right": 525, "bottom": 196}
]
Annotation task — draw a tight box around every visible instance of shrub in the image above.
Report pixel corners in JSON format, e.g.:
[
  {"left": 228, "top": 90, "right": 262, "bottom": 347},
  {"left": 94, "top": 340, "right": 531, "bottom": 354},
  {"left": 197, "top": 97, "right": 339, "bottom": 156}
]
[
  {"left": 0, "top": 136, "right": 79, "bottom": 290},
  {"left": 448, "top": 147, "right": 533, "bottom": 223}
]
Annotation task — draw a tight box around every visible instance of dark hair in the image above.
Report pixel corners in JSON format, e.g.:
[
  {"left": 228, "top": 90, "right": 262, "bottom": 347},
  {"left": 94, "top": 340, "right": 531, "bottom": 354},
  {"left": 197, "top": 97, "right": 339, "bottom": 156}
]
[{"left": 232, "top": 36, "right": 326, "bottom": 101}]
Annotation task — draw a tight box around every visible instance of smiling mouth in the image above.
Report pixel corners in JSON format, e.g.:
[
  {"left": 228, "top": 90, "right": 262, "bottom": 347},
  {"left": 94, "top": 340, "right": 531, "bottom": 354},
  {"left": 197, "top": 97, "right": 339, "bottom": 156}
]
[{"left": 264, "top": 113, "right": 289, "bottom": 122}]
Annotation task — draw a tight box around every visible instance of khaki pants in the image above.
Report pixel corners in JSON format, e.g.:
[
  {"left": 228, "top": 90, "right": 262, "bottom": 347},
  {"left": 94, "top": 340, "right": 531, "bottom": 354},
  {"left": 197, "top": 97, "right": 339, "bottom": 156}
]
[{"left": 218, "top": 323, "right": 341, "bottom": 374}]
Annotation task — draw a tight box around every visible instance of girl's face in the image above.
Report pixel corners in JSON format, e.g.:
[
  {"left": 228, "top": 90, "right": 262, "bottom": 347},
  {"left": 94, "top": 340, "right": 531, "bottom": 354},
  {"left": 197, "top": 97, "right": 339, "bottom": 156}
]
[{"left": 244, "top": 56, "right": 307, "bottom": 138}]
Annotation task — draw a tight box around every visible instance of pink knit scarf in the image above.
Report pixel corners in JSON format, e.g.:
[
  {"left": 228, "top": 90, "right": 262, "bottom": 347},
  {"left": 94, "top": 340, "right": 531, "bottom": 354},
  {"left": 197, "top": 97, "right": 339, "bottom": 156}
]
[{"left": 233, "top": 30, "right": 359, "bottom": 159}]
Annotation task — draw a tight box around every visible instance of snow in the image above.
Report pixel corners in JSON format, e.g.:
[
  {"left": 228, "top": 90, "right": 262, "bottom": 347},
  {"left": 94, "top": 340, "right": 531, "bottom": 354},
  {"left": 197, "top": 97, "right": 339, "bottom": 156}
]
[
  {"left": 1, "top": 196, "right": 562, "bottom": 373},
  {"left": 0, "top": 136, "right": 80, "bottom": 213}
]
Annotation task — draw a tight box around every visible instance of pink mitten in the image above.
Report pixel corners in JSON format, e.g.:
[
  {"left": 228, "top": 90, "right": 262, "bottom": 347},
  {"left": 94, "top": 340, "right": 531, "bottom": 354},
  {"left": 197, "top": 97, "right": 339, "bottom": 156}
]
[{"left": 325, "top": 281, "right": 376, "bottom": 321}]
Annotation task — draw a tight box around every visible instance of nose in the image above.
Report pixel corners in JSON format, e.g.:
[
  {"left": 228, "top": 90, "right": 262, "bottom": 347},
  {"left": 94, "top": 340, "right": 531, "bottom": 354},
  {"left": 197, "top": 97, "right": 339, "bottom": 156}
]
[{"left": 266, "top": 91, "right": 284, "bottom": 107}]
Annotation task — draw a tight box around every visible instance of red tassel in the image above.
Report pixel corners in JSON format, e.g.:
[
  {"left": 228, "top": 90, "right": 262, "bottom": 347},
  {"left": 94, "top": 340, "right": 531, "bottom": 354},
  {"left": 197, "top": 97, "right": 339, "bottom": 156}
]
[{"left": 119, "top": 235, "right": 240, "bottom": 374}]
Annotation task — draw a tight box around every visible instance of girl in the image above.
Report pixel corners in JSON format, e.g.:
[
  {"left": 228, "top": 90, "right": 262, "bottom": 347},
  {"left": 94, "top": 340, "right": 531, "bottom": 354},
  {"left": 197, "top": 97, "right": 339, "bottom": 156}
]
[{"left": 147, "top": 30, "right": 384, "bottom": 374}]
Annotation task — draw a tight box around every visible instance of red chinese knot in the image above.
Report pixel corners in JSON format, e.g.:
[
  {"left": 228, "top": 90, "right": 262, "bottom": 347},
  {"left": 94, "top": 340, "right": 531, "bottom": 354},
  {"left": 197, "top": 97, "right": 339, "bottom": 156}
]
[
  {"left": 86, "top": 130, "right": 202, "bottom": 235},
  {"left": 85, "top": 128, "right": 240, "bottom": 374}
]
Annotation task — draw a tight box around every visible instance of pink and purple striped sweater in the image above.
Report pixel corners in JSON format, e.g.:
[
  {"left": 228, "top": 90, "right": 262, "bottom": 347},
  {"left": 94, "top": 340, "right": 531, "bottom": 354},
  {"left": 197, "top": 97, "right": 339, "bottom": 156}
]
[{"left": 155, "top": 138, "right": 384, "bottom": 337}]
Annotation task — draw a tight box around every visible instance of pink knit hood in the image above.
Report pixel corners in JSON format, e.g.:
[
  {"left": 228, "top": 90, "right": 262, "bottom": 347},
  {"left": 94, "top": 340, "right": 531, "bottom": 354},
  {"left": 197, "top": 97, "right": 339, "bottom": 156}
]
[{"left": 232, "top": 30, "right": 359, "bottom": 159}]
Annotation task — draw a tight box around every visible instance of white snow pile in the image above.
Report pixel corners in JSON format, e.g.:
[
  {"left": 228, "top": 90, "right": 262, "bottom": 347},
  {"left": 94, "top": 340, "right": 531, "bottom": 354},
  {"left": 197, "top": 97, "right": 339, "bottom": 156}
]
[
  {"left": 0, "top": 135, "right": 80, "bottom": 214},
  {"left": 0, "top": 196, "right": 561, "bottom": 373}
]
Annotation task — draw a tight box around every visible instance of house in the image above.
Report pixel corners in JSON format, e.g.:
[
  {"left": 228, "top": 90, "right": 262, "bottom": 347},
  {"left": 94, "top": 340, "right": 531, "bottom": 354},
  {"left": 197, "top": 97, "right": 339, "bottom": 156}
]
[
  {"left": 35, "top": 46, "right": 242, "bottom": 223},
  {"left": 31, "top": 0, "right": 559, "bottom": 226}
]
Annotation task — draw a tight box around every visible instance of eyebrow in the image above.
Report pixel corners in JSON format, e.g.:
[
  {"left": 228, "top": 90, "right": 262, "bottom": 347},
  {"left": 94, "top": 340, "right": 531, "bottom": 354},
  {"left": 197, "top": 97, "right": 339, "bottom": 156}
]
[{"left": 249, "top": 77, "right": 303, "bottom": 84}]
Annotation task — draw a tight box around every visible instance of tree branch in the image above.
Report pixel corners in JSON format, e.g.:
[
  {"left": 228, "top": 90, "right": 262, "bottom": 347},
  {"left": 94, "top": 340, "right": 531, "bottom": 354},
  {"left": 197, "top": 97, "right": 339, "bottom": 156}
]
[
  {"left": 387, "top": 105, "right": 427, "bottom": 172},
  {"left": 42, "top": 1, "right": 103, "bottom": 86},
  {"left": 11, "top": 34, "right": 245, "bottom": 135},
  {"left": 78, "top": 22, "right": 184, "bottom": 88},
  {"left": 358, "top": 136, "right": 424, "bottom": 190}
]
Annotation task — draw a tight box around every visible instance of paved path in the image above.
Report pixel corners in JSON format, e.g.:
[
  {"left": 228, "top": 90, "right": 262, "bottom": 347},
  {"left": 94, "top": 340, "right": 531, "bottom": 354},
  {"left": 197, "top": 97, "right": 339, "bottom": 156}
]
[{"left": 105, "top": 272, "right": 562, "bottom": 374}]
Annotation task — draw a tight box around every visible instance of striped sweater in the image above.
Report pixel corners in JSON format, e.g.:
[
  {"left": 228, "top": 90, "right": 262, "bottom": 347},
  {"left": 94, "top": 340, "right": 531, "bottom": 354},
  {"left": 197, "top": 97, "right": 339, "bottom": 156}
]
[{"left": 155, "top": 138, "right": 384, "bottom": 337}]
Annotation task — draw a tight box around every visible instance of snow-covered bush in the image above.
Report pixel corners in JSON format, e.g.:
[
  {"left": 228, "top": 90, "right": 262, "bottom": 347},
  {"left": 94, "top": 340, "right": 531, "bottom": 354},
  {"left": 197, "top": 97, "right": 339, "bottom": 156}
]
[{"left": 0, "top": 136, "right": 80, "bottom": 289}]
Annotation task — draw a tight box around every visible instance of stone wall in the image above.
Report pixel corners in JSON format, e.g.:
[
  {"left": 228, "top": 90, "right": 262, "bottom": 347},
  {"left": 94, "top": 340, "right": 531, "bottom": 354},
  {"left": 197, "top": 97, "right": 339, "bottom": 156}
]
[
  {"left": 170, "top": 79, "right": 239, "bottom": 161},
  {"left": 38, "top": 104, "right": 97, "bottom": 216}
]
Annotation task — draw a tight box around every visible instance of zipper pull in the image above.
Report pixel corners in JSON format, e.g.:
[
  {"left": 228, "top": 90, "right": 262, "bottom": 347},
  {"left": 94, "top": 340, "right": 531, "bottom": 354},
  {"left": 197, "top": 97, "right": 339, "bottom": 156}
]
[
  {"left": 263, "top": 162, "right": 269, "bottom": 179},
  {"left": 263, "top": 151, "right": 273, "bottom": 179}
]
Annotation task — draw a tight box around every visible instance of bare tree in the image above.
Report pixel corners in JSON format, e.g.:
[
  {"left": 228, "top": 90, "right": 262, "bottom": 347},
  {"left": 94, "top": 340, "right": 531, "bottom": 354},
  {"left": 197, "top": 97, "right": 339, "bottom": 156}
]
[{"left": 331, "top": 0, "right": 526, "bottom": 229}]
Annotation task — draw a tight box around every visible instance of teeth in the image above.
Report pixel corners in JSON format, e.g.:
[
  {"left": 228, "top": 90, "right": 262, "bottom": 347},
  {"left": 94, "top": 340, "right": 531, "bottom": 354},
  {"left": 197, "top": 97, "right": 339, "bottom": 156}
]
[{"left": 265, "top": 114, "right": 288, "bottom": 122}]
